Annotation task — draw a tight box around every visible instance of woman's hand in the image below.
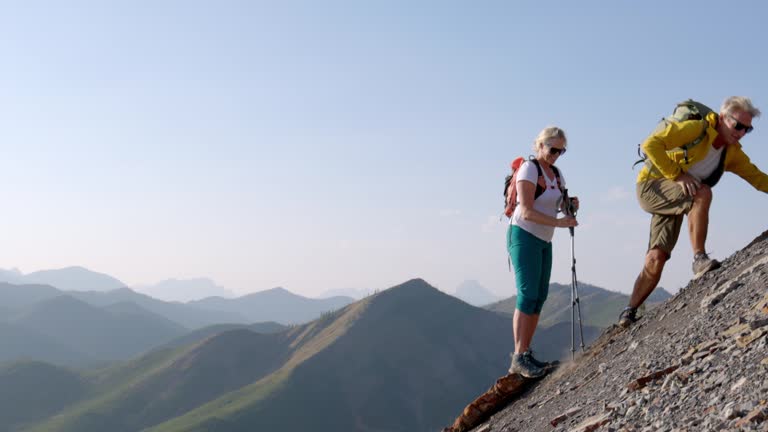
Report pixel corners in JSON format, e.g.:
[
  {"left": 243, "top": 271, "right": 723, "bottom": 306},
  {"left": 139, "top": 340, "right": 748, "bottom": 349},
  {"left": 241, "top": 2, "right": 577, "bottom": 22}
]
[
  {"left": 570, "top": 196, "right": 580, "bottom": 211},
  {"left": 557, "top": 216, "right": 578, "bottom": 228}
]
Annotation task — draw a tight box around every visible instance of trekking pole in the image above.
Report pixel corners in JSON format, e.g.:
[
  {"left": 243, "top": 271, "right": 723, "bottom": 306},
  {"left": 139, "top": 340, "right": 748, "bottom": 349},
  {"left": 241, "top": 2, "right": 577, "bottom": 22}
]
[
  {"left": 569, "top": 224, "right": 585, "bottom": 360},
  {"left": 563, "top": 189, "right": 585, "bottom": 361}
]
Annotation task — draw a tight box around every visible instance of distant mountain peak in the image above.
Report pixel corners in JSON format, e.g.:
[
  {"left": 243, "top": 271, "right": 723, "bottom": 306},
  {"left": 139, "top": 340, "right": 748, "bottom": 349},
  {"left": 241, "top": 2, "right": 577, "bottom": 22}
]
[
  {"left": 389, "top": 278, "right": 433, "bottom": 291},
  {"left": 133, "top": 277, "right": 235, "bottom": 302},
  {"left": 23, "top": 267, "right": 126, "bottom": 292},
  {"left": 264, "top": 286, "right": 291, "bottom": 294},
  {"left": 454, "top": 279, "right": 502, "bottom": 307}
]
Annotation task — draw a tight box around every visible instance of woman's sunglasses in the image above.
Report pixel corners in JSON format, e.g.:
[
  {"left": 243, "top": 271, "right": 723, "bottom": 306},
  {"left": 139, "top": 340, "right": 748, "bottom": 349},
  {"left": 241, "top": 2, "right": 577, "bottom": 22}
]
[
  {"left": 729, "top": 115, "right": 754, "bottom": 134},
  {"left": 547, "top": 145, "right": 566, "bottom": 156}
]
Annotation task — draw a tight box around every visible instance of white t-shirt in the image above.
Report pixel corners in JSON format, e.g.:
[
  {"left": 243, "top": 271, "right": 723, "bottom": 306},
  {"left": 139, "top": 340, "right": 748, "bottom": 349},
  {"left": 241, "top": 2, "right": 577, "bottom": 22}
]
[
  {"left": 687, "top": 144, "right": 724, "bottom": 182},
  {"left": 510, "top": 160, "right": 566, "bottom": 242}
]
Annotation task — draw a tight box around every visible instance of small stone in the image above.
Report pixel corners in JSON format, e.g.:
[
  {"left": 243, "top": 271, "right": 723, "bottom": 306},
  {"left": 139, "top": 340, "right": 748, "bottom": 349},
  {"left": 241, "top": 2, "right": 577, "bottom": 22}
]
[
  {"left": 736, "top": 328, "right": 768, "bottom": 348},
  {"left": 714, "top": 374, "right": 728, "bottom": 387},
  {"left": 693, "top": 350, "right": 710, "bottom": 360},
  {"left": 550, "top": 413, "right": 568, "bottom": 427},
  {"left": 570, "top": 414, "right": 612, "bottom": 432},
  {"left": 566, "top": 406, "right": 582, "bottom": 417},
  {"left": 695, "top": 339, "right": 720, "bottom": 351},
  {"left": 731, "top": 377, "right": 748, "bottom": 392},
  {"left": 734, "top": 405, "right": 768, "bottom": 427},
  {"left": 749, "top": 318, "right": 768, "bottom": 329}
]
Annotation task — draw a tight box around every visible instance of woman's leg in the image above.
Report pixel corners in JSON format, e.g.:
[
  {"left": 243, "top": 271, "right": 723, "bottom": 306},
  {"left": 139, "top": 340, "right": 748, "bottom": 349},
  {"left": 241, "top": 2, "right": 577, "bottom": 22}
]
[
  {"left": 513, "top": 309, "right": 539, "bottom": 354},
  {"left": 508, "top": 225, "right": 545, "bottom": 354},
  {"left": 515, "top": 241, "right": 550, "bottom": 353}
]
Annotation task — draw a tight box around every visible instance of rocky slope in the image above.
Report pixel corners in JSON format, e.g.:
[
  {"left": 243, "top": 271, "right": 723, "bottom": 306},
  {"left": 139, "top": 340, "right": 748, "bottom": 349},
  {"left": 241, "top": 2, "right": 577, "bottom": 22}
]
[{"left": 466, "top": 230, "right": 768, "bottom": 432}]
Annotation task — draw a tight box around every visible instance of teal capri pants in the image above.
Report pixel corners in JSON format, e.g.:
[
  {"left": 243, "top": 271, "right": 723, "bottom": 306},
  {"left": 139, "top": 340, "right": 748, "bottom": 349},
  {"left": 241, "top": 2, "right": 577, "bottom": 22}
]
[{"left": 506, "top": 224, "right": 552, "bottom": 315}]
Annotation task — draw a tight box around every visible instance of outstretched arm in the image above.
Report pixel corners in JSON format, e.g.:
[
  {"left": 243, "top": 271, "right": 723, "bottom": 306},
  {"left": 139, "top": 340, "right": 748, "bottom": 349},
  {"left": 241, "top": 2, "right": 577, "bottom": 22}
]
[{"left": 727, "top": 146, "right": 768, "bottom": 193}]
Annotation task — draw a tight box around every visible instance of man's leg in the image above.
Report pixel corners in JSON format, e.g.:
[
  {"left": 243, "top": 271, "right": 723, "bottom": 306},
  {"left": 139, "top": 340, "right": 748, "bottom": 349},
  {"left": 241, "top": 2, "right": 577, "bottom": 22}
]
[
  {"left": 622, "top": 180, "right": 689, "bottom": 326},
  {"left": 688, "top": 185, "right": 712, "bottom": 254},
  {"left": 688, "top": 185, "right": 721, "bottom": 276},
  {"left": 629, "top": 247, "right": 668, "bottom": 308}
]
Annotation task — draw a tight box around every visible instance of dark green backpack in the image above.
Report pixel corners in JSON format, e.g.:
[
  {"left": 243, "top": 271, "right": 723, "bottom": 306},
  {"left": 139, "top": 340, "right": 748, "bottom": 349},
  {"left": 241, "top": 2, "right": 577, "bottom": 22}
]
[{"left": 634, "top": 99, "right": 714, "bottom": 167}]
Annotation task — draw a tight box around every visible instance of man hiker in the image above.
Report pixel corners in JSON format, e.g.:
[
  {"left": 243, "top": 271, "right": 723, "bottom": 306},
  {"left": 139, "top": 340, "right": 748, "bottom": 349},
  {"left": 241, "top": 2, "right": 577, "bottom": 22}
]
[{"left": 619, "top": 96, "right": 768, "bottom": 328}]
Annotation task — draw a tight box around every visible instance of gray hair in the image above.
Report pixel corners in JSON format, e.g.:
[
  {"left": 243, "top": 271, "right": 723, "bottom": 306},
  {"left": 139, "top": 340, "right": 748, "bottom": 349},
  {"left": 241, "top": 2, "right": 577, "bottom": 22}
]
[
  {"left": 721, "top": 96, "right": 761, "bottom": 118},
  {"left": 532, "top": 126, "right": 567, "bottom": 153}
]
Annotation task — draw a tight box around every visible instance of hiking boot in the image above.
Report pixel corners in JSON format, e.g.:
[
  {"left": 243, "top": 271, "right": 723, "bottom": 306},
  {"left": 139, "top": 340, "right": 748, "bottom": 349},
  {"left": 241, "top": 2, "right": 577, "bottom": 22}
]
[
  {"left": 523, "top": 350, "right": 559, "bottom": 369},
  {"left": 508, "top": 352, "right": 545, "bottom": 378},
  {"left": 692, "top": 252, "right": 721, "bottom": 278},
  {"left": 618, "top": 307, "right": 638, "bottom": 328}
]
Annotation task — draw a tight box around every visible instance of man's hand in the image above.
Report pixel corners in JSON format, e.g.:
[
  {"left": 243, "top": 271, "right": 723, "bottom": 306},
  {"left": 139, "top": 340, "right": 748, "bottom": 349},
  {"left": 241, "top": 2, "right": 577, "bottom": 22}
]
[{"left": 675, "top": 172, "right": 701, "bottom": 196}]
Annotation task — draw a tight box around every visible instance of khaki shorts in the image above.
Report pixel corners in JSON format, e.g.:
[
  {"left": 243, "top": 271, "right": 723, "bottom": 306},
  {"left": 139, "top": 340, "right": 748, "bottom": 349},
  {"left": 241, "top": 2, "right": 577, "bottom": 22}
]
[{"left": 637, "top": 179, "right": 694, "bottom": 256}]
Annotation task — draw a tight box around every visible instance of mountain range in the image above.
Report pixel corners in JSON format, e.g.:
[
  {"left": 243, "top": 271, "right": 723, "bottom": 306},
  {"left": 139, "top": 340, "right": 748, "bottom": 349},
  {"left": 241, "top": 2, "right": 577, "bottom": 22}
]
[
  {"left": 0, "top": 267, "right": 235, "bottom": 302},
  {"left": 0, "top": 282, "right": 352, "bottom": 367},
  {"left": 0, "top": 267, "right": 126, "bottom": 292},
  {"left": 5, "top": 279, "right": 602, "bottom": 432},
  {"left": 187, "top": 287, "right": 353, "bottom": 324},
  {"left": 0, "top": 266, "right": 669, "bottom": 431}
]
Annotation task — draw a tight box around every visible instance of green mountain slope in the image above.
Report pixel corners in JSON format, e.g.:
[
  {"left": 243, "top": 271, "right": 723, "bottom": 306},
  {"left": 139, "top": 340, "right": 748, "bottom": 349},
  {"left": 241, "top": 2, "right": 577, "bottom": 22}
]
[
  {"left": 161, "top": 322, "right": 288, "bottom": 349},
  {"left": 23, "top": 278, "right": 590, "bottom": 432},
  {"left": 26, "top": 299, "right": 362, "bottom": 432},
  {"left": 12, "top": 295, "right": 186, "bottom": 363},
  {"left": 148, "top": 279, "right": 531, "bottom": 432},
  {"left": 0, "top": 323, "right": 90, "bottom": 366},
  {"left": 0, "top": 361, "right": 88, "bottom": 432}
]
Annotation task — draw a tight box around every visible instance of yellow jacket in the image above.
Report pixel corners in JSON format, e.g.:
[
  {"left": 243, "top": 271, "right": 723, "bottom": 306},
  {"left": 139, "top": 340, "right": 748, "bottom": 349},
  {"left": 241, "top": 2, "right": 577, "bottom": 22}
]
[{"left": 637, "top": 111, "right": 768, "bottom": 193}]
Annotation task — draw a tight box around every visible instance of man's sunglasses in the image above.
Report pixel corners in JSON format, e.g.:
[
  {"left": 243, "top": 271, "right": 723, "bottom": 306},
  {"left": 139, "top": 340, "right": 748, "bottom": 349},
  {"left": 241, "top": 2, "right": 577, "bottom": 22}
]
[
  {"left": 729, "top": 115, "right": 754, "bottom": 134},
  {"left": 547, "top": 146, "right": 566, "bottom": 156}
]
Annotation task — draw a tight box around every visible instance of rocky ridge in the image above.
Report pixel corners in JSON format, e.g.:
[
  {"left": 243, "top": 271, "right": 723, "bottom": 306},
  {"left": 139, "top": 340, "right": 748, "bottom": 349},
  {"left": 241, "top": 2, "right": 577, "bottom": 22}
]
[{"left": 468, "top": 230, "right": 768, "bottom": 432}]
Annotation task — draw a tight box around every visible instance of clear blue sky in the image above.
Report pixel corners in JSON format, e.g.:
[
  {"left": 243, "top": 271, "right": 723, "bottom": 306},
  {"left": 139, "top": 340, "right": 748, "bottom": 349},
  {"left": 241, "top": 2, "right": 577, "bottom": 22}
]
[{"left": 1, "top": 1, "right": 766, "bottom": 297}]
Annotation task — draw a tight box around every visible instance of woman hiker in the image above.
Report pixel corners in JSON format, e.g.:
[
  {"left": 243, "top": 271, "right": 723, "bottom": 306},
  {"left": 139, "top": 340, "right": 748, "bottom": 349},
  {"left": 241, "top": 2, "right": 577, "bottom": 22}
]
[{"left": 507, "top": 126, "right": 579, "bottom": 378}]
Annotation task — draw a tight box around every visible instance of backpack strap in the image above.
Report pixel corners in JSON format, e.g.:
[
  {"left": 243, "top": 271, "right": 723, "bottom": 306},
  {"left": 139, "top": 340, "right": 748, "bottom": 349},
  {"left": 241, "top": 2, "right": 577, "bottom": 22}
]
[
  {"left": 551, "top": 165, "right": 564, "bottom": 192},
  {"left": 530, "top": 159, "right": 565, "bottom": 197},
  {"left": 679, "top": 120, "right": 709, "bottom": 164},
  {"left": 529, "top": 159, "right": 547, "bottom": 199},
  {"left": 634, "top": 116, "right": 709, "bottom": 169}
]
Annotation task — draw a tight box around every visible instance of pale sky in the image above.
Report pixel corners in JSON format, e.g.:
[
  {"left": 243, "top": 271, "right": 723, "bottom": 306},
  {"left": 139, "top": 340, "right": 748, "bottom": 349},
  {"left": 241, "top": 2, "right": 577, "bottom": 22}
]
[{"left": 1, "top": 1, "right": 767, "bottom": 298}]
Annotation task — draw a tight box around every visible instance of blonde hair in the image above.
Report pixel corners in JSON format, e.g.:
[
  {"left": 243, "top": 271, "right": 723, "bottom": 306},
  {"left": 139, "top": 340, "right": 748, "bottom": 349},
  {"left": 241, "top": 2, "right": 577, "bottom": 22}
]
[
  {"left": 721, "top": 96, "right": 761, "bottom": 118},
  {"left": 532, "top": 126, "right": 567, "bottom": 153}
]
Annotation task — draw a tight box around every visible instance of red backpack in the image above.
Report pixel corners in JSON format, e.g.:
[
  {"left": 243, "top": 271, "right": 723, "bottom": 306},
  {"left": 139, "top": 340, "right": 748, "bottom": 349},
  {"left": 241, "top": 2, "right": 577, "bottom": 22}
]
[{"left": 503, "top": 157, "right": 562, "bottom": 218}]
